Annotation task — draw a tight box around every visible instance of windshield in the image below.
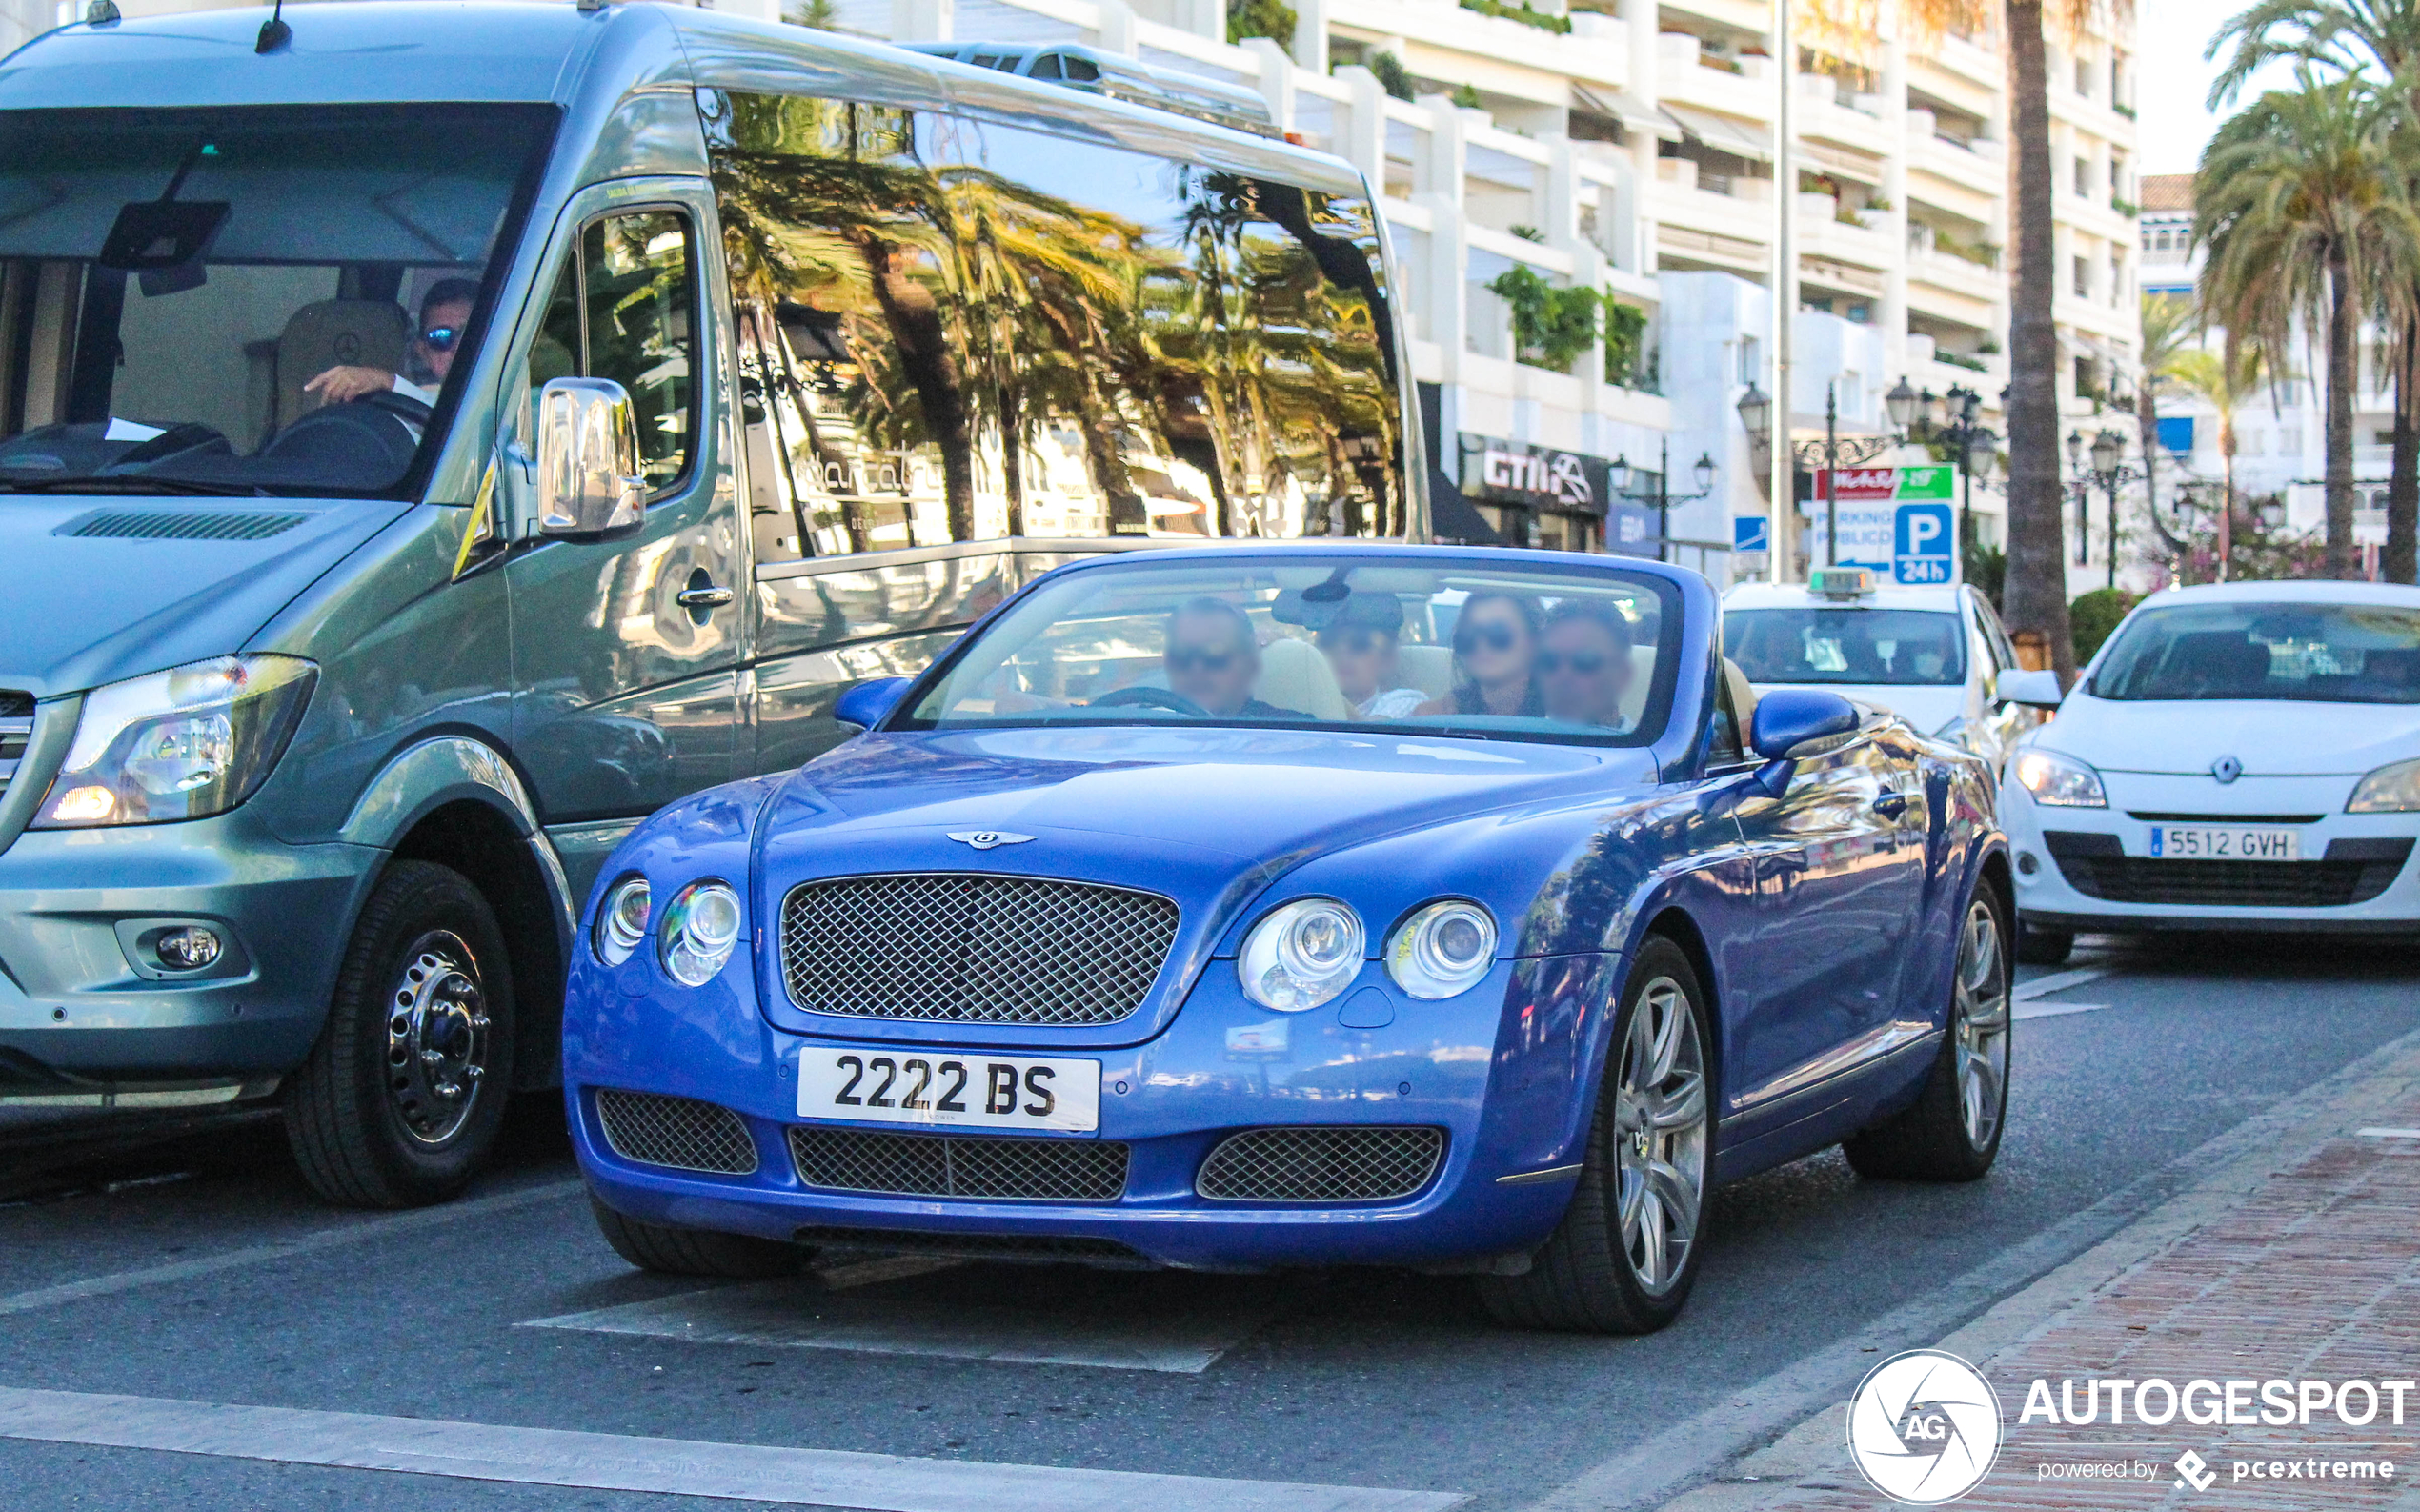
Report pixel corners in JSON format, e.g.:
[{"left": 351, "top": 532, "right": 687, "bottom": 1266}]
[
  {"left": 0, "top": 104, "right": 555, "bottom": 498},
  {"left": 2090, "top": 600, "right": 2420, "bottom": 703},
  {"left": 902, "top": 556, "right": 1684, "bottom": 745},
  {"left": 1725, "top": 607, "right": 1967, "bottom": 687}
]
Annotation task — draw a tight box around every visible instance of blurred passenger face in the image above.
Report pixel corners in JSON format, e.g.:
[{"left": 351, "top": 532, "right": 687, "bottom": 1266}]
[
  {"left": 1454, "top": 596, "right": 1535, "bottom": 687},
  {"left": 1317, "top": 624, "right": 1400, "bottom": 703},
  {"left": 1165, "top": 605, "right": 1260, "bottom": 716},
  {"left": 1539, "top": 616, "right": 1634, "bottom": 726}
]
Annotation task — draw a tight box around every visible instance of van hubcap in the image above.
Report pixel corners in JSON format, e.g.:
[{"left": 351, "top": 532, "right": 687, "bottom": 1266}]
[
  {"left": 1611, "top": 977, "right": 1707, "bottom": 1297},
  {"left": 385, "top": 930, "right": 489, "bottom": 1145}
]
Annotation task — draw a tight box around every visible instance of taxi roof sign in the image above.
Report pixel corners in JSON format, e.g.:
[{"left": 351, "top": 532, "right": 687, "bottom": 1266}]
[{"left": 1811, "top": 566, "right": 1878, "bottom": 598}]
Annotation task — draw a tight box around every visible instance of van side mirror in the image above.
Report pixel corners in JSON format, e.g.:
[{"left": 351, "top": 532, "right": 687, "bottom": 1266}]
[
  {"left": 534, "top": 376, "right": 646, "bottom": 542},
  {"left": 834, "top": 676, "right": 911, "bottom": 732},
  {"left": 1749, "top": 688, "right": 1860, "bottom": 761},
  {"left": 1996, "top": 669, "right": 2064, "bottom": 709}
]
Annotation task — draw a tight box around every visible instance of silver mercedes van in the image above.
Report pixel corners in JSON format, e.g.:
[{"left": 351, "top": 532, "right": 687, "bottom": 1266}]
[{"left": 0, "top": 1, "right": 1421, "bottom": 1205}]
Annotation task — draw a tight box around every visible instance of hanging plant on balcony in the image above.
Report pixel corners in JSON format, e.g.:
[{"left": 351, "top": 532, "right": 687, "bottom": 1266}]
[
  {"left": 1226, "top": 0, "right": 1297, "bottom": 49},
  {"left": 1487, "top": 266, "right": 1600, "bottom": 373},
  {"left": 1603, "top": 300, "right": 1649, "bottom": 388}
]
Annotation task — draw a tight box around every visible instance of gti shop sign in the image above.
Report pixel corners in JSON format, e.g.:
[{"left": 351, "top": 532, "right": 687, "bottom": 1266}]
[
  {"left": 1459, "top": 434, "right": 1611, "bottom": 518},
  {"left": 1803, "top": 465, "right": 1960, "bottom": 584}
]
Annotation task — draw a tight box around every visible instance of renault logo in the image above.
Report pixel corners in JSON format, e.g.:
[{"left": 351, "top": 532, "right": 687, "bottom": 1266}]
[
  {"left": 2211, "top": 756, "right": 2243, "bottom": 785},
  {"left": 947, "top": 830, "right": 1036, "bottom": 851}
]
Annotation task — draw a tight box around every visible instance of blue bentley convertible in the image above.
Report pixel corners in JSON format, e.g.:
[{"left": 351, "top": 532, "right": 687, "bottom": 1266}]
[{"left": 565, "top": 547, "right": 2011, "bottom": 1333}]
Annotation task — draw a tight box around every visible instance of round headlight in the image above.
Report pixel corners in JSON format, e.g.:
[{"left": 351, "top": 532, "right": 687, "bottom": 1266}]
[
  {"left": 595, "top": 876, "right": 651, "bottom": 966},
  {"left": 1386, "top": 899, "right": 1499, "bottom": 999},
  {"left": 659, "top": 880, "right": 743, "bottom": 987},
  {"left": 1238, "top": 897, "right": 1365, "bottom": 1012}
]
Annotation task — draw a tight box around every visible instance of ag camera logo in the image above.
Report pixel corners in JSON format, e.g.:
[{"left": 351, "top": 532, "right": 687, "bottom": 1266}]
[{"left": 1848, "top": 1349, "right": 2004, "bottom": 1504}]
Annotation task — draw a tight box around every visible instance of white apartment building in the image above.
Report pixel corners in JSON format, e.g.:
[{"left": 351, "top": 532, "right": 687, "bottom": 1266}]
[{"left": 3, "top": 0, "right": 2137, "bottom": 587}]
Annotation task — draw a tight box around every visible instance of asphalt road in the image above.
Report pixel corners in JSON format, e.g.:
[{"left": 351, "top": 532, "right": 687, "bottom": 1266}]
[{"left": 0, "top": 936, "right": 2413, "bottom": 1512}]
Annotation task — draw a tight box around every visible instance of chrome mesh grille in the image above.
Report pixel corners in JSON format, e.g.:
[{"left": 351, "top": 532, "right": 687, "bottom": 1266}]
[
  {"left": 1195, "top": 1127, "right": 1444, "bottom": 1203},
  {"left": 595, "top": 1089, "right": 758, "bottom": 1176},
  {"left": 778, "top": 874, "right": 1179, "bottom": 1026},
  {"left": 0, "top": 693, "right": 29, "bottom": 798},
  {"left": 787, "top": 1127, "right": 1129, "bottom": 1201}
]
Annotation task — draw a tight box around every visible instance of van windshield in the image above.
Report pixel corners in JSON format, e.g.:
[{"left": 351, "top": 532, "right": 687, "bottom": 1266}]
[{"left": 0, "top": 104, "right": 556, "bottom": 498}]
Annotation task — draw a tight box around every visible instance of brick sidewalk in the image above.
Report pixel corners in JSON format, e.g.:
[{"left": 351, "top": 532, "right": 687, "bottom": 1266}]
[{"left": 1759, "top": 1117, "right": 2420, "bottom": 1510}]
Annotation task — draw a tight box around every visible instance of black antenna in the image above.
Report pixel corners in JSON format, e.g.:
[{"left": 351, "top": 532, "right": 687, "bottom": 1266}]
[{"left": 256, "top": 0, "right": 290, "bottom": 53}]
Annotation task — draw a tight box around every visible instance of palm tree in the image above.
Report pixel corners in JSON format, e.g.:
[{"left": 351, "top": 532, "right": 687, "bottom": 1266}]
[
  {"left": 2164, "top": 344, "right": 2269, "bottom": 576},
  {"left": 2197, "top": 72, "right": 2420, "bottom": 576},
  {"left": 2210, "top": 0, "right": 2420, "bottom": 580}
]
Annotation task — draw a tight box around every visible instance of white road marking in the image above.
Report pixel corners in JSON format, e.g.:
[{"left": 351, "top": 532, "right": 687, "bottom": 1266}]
[
  {"left": 520, "top": 1275, "right": 1277, "bottom": 1374},
  {"left": 2011, "top": 966, "right": 2114, "bottom": 1002},
  {"left": 0, "top": 1386, "right": 1463, "bottom": 1512},
  {"left": 0, "top": 1179, "right": 583, "bottom": 1319},
  {"left": 2355, "top": 1127, "right": 2420, "bottom": 1139},
  {"left": 2013, "top": 1001, "right": 2113, "bottom": 1022}
]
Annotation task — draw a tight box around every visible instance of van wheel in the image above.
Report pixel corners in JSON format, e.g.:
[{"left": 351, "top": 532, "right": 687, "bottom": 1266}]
[
  {"left": 591, "top": 1198, "right": 807, "bottom": 1279},
  {"left": 1476, "top": 936, "right": 1711, "bottom": 1334},
  {"left": 1845, "top": 884, "right": 2012, "bottom": 1181},
  {"left": 286, "top": 860, "right": 515, "bottom": 1208},
  {"left": 2014, "top": 921, "right": 2073, "bottom": 965}
]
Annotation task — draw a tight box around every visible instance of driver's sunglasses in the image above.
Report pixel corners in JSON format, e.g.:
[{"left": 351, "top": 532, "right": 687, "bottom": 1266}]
[
  {"left": 1166, "top": 646, "right": 1240, "bottom": 673},
  {"left": 419, "top": 325, "right": 464, "bottom": 353},
  {"left": 1454, "top": 621, "right": 1520, "bottom": 655},
  {"left": 1537, "top": 649, "right": 1609, "bottom": 676}
]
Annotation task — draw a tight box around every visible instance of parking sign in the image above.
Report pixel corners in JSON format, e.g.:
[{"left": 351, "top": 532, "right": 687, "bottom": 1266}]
[{"left": 1894, "top": 502, "right": 1954, "bottom": 584}]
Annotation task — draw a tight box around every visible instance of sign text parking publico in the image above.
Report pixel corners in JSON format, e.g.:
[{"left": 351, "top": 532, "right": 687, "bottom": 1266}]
[{"left": 1803, "top": 465, "right": 1958, "bottom": 585}]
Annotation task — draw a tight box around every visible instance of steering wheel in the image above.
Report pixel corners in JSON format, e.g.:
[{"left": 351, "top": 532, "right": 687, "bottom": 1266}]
[
  {"left": 350, "top": 390, "right": 434, "bottom": 427},
  {"left": 1090, "top": 686, "right": 1209, "bottom": 717}
]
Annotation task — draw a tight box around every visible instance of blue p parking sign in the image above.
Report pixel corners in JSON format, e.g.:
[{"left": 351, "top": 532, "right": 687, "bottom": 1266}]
[{"left": 1893, "top": 503, "right": 1954, "bottom": 584}]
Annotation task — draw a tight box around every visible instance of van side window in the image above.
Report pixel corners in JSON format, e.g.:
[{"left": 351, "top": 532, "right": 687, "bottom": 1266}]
[{"left": 530, "top": 211, "right": 695, "bottom": 495}]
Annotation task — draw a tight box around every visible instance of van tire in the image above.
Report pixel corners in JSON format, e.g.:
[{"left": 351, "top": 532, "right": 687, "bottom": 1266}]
[
  {"left": 286, "top": 860, "right": 516, "bottom": 1208},
  {"left": 591, "top": 1197, "right": 807, "bottom": 1279}
]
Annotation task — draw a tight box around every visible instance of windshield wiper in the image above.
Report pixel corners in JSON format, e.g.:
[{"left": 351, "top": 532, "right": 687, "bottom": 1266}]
[{"left": 0, "top": 475, "right": 270, "bottom": 497}]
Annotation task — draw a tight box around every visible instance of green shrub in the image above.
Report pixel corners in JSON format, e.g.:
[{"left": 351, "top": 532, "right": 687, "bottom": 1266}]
[
  {"left": 1486, "top": 266, "right": 1599, "bottom": 373},
  {"left": 1362, "top": 50, "right": 1417, "bottom": 102},
  {"left": 2068, "top": 586, "right": 2138, "bottom": 665},
  {"left": 1603, "top": 300, "right": 1648, "bottom": 388},
  {"left": 1226, "top": 0, "right": 1297, "bottom": 49}
]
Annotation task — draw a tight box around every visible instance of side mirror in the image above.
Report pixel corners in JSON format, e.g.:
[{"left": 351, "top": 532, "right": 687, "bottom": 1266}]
[
  {"left": 535, "top": 376, "right": 646, "bottom": 541},
  {"left": 1749, "top": 688, "right": 1860, "bottom": 761},
  {"left": 834, "top": 676, "right": 911, "bottom": 732},
  {"left": 1996, "top": 669, "right": 2064, "bottom": 709}
]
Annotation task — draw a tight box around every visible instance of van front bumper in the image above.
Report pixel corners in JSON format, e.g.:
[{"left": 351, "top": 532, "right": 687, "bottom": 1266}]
[{"left": 0, "top": 808, "right": 374, "bottom": 1089}]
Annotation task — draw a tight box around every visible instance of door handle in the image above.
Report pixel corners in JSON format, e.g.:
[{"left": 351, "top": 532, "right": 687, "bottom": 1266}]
[{"left": 676, "top": 584, "right": 735, "bottom": 611}]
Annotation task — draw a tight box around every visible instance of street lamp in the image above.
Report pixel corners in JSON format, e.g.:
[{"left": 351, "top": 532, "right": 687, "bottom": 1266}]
[
  {"left": 1906, "top": 383, "right": 1995, "bottom": 570},
  {"left": 1611, "top": 441, "right": 1720, "bottom": 562},
  {"left": 1884, "top": 377, "right": 1921, "bottom": 433},
  {"left": 2078, "top": 428, "right": 2148, "bottom": 589}
]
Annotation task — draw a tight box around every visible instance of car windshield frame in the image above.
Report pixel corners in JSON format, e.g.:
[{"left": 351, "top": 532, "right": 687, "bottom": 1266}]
[
  {"left": 2088, "top": 598, "right": 2420, "bottom": 704},
  {"left": 1723, "top": 605, "right": 1969, "bottom": 688},
  {"left": 893, "top": 554, "right": 1688, "bottom": 748},
  {"left": 0, "top": 101, "right": 562, "bottom": 502}
]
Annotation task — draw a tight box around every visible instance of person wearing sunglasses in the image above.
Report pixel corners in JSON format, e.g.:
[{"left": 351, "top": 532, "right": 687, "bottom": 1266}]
[
  {"left": 1160, "top": 598, "right": 1303, "bottom": 719},
  {"left": 1418, "top": 589, "right": 1544, "bottom": 718},
  {"left": 303, "top": 277, "right": 480, "bottom": 410},
  {"left": 1537, "top": 600, "right": 1639, "bottom": 730},
  {"left": 1315, "top": 606, "right": 1426, "bottom": 720}
]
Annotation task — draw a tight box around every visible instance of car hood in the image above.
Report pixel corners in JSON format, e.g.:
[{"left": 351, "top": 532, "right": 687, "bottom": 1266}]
[
  {"left": 0, "top": 497, "right": 409, "bottom": 698},
  {"left": 2041, "top": 691, "right": 2420, "bottom": 776},
  {"left": 750, "top": 725, "right": 1655, "bottom": 1048}
]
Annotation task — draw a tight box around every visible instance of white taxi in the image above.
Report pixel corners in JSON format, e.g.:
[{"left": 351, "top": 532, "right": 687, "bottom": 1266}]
[
  {"left": 1999, "top": 580, "right": 2420, "bottom": 964},
  {"left": 1724, "top": 569, "right": 2042, "bottom": 776}
]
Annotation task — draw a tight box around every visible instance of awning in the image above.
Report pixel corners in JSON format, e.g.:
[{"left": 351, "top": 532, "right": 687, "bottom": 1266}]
[
  {"left": 1659, "top": 102, "right": 1773, "bottom": 163},
  {"left": 1427, "top": 465, "right": 1507, "bottom": 546},
  {"left": 1574, "top": 82, "right": 1674, "bottom": 137}
]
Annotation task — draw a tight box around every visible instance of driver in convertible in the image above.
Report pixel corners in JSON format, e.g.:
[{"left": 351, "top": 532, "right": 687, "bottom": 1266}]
[
  {"left": 301, "top": 279, "right": 478, "bottom": 409},
  {"left": 1159, "top": 598, "right": 1307, "bottom": 720}
]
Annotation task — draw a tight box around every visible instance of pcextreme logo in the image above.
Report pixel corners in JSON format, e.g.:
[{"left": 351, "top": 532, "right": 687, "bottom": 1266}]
[{"left": 1847, "top": 1350, "right": 2004, "bottom": 1505}]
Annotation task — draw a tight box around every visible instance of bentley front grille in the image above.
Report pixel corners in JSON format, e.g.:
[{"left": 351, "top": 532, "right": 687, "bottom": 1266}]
[
  {"left": 787, "top": 1127, "right": 1130, "bottom": 1202},
  {"left": 1194, "top": 1126, "right": 1445, "bottom": 1203},
  {"left": 779, "top": 873, "right": 1179, "bottom": 1026},
  {"left": 595, "top": 1089, "right": 759, "bottom": 1176}
]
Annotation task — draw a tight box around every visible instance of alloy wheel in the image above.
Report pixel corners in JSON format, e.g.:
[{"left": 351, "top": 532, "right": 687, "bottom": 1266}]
[
  {"left": 1953, "top": 899, "right": 2011, "bottom": 1150},
  {"left": 385, "top": 929, "right": 491, "bottom": 1146},
  {"left": 1610, "top": 976, "right": 1707, "bottom": 1296}
]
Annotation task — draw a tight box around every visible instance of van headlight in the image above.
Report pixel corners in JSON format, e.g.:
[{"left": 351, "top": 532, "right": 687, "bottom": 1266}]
[
  {"left": 658, "top": 880, "right": 743, "bottom": 987},
  {"left": 1386, "top": 899, "right": 1498, "bottom": 999},
  {"left": 34, "top": 655, "right": 316, "bottom": 828},
  {"left": 2013, "top": 748, "right": 2107, "bottom": 808},
  {"left": 2348, "top": 756, "right": 2420, "bottom": 813},
  {"left": 595, "top": 876, "right": 652, "bottom": 966},
  {"left": 1239, "top": 897, "right": 1364, "bottom": 1011}
]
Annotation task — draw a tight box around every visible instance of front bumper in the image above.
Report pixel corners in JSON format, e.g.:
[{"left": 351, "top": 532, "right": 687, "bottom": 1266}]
[
  {"left": 2002, "top": 769, "right": 2420, "bottom": 934},
  {"left": 565, "top": 951, "right": 1618, "bottom": 1271},
  {"left": 0, "top": 807, "right": 374, "bottom": 1087}
]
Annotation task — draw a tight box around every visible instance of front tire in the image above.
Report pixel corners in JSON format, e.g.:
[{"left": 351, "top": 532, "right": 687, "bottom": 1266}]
[
  {"left": 591, "top": 1198, "right": 808, "bottom": 1279},
  {"left": 285, "top": 860, "right": 515, "bottom": 1208},
  {"left": 1845, "top": 882, "right": 2012, "bottom": 1181},
  {"left": 1477, "top": 936, "right": 1712, "bottom": 1334}
]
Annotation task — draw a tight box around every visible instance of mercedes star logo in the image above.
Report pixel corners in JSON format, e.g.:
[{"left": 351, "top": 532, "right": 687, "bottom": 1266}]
[
  {"left": 2211, "top": 756, "right": 2243, "bottom": 785},
  {"left": 947, "top": 830, "right": 1036, "bottom": 851}
]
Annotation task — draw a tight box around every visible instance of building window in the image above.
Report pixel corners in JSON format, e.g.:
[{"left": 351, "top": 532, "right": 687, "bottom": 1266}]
[
  {"left": 2075, "top": 55, "right": 2092, "bottom": 96},
  {"left": 2074, "top": 157, "right": 2092, "bottom": 197},
  {"left": 2073, "top": 255, "right": 2090, "bottom": 297}
]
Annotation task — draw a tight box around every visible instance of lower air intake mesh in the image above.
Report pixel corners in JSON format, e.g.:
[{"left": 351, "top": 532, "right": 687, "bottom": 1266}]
[
  {"left": 595, "top": 1089, "right": 758, "bottom": 1176},
  {"left": 788, "top": 1127, "right": 1129, "bottom": 1202},
  {"left": 1195, "top": 1126, "right": 1445, "bottom": 1203}
]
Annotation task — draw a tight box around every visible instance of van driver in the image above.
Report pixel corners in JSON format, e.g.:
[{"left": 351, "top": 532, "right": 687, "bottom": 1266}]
[{"left": 302, "top": 279, "right": 478, "bottom": 409}]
